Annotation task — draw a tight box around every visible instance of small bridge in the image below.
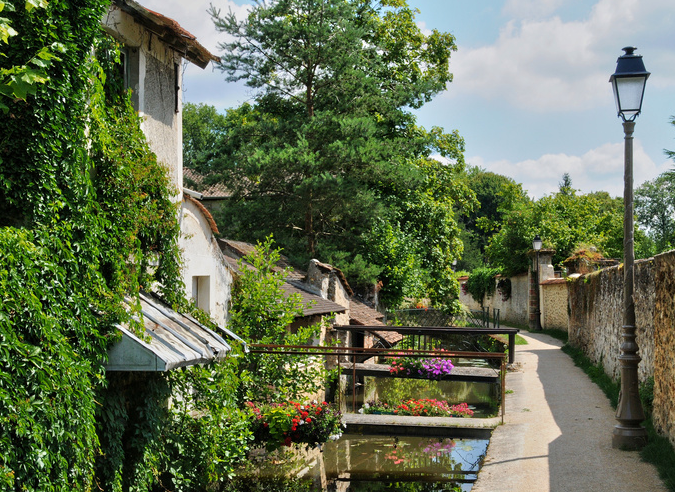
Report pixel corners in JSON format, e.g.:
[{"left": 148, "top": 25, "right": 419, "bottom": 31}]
[{"left": 334, "top": 325, "right": 520, "bottom": 364}]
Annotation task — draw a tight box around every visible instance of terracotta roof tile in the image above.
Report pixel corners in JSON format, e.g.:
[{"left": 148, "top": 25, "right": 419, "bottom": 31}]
[
  {"left": 183, "top": 168, "right": 231, "bottom": 199},
  {"left": 184, "top": 194, "right": 218, "bottom": 235},
  {"left": 114, "top": 0, "right": 218, "bottom": 69}
]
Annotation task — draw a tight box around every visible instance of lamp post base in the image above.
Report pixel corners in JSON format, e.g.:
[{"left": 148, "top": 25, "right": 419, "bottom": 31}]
[{"left": 612, "top": 424, "right": 647, "bottom": 450}]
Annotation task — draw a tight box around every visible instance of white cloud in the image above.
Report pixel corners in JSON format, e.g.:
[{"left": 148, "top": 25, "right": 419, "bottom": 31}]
[
  {"left": 448, "top": 0, "right": 673, "bottom": 112},
  {"left": 468, "top": 139, "right": 668, "bottom": 199}
]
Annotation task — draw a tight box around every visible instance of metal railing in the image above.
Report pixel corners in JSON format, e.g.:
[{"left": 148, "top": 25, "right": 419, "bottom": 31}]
[
  {"left": 249, "top": 343, "right": 507, "bottom": 424},
  {"left": 387, "top": 308, "right": 500, "bottom": 329}
]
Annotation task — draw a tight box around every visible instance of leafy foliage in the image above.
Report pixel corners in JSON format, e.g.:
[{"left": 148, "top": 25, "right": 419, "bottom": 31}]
[
  {"left": 465, "top": 267, "right": 501, "bottom": 305},
  {"left": 486, "top": 185, "right": 629, "bottom": 275},
  {"left": 456, "top": 167, "right": 528, "bottom": 271},
  {"left": 194, "top": 0, "right": 472, "bottom": 308},
  {"left": 183, "top": 102, "right": 228, "bottom": 170},
  {"left": 635, "top": 172, "right": 675, "bottom": 255},
  {"left": 0, "top": 4, "right": 223, "bottom": 490},
  {"left": 248, "top": 400, "right": 342, "bottom": 451},
  {"left": 229, "top": 237, "right": 328, "bottom": 403},
  {"left": 0, "top": 0, "right": 64, "bottom": 113}
]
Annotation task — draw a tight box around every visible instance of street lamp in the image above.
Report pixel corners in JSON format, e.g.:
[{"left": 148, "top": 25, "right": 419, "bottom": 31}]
[
  {"left": 531, "top": 235, "right": 542, "bottom": 331},
  {"left": 610, "top": 46, "right": 649, "bottom": 450}
]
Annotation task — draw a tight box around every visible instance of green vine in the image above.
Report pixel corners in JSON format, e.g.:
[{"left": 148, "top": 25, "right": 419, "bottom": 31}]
[
  {"left": 0, "top": 3, "right": 193, "bottom": 490},
  {"left": 465, "top": 267, "right": 502, "bottom": 305}
]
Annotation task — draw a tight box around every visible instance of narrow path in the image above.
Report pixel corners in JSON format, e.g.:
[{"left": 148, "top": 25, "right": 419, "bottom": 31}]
[{"left": 472, "top": 331, "right": 667, "bottom": 492}]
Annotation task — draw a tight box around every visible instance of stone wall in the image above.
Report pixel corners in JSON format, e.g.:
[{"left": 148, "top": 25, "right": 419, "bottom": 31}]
[
  {"left": 541, "top": 278, "right": 569, "bottom": 331},
  {"left": 567, "top": 258, "right": 655, "bottom": 383},
  {"left": 653, "top": 251, "right": 675, "bottom": 446},
  {"left": 458, "top": 273, "right": 529, "bottom": 327}
]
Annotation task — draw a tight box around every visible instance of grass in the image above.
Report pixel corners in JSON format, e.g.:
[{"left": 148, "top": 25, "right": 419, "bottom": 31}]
[
  {"left": 561, "top": 343, "right": 675, "bottom": 491},
  {"left": 514, "top": 334, "right": 528, "bottom": 345}
]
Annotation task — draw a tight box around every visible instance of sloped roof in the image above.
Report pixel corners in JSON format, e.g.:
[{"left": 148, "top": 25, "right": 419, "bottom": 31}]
[
  {"left": 183, "top": 168, "right": 231, "bottom": 199},
  {"left": 113, "top": 0, "right": 218, "bottom": 69},
  {"left": 220, "top": 244, "right": 346, "bottom": 317},
  {"left": 349, "top": 299, "right": 385, "bottom": 326},
  {"left": 184, "top": 194, "right": 219, "bottom": 235},
  {"left": 106, "top": 292, "right": 240, "bottom": 371},
  {"left": 348, "top": 299, "right": 403, "bottom": 345},
  {"left": 219, "top": 238, "right": 304, "bottom": 281}
]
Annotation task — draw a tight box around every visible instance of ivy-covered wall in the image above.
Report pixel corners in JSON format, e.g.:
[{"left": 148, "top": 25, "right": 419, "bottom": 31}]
[
  {"left": 458, "top": 273, "right": 529, "bottom": 326},
  {"left": 0, "top": 2, "right": 251, "bottom": 490}
]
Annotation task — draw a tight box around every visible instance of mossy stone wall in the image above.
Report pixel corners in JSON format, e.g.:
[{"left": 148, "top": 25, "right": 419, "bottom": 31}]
[
  {"left": 653, "top": 251, "right": 675, "bottom": 447},
  {"left": 568, "top": 258, "right": 655, "bottom": 383}
]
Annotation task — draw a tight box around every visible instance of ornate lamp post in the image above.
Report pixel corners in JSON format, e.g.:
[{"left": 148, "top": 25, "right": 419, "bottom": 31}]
[
  {"left": 609, "top": 46, "right": 649, "bottom": 449},
  {"left": 531, "top": 235, "right": 543, "bottom": 331}
]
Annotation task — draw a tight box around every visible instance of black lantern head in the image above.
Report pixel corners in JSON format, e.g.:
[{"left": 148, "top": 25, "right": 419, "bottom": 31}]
[
  {"left": 533, "top": 235, "right": 542, "bottom": 251},
  {"left": 609, "top": 47, "right": 649, "bottom": 122}
]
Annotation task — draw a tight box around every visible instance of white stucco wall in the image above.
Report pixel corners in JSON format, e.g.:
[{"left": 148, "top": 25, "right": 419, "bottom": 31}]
[
  {"left": 102, "top": 6, "right": 183, "bottom": 194},
  {"left": 179, "top": 198, "right": 233, "bottom": 327}
]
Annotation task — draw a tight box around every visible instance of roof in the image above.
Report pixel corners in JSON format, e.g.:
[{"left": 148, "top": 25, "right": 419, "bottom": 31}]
[
  {"left": 113, "top": 0, "right": 218, "bottom": 69},
  {"left": 349, "top": 299, "right": 384, "bottom": 326},
  {"left": 184, "top": 194, "right": 219, "bottom": 235},
  {"left": 284, "top": 280, "right": 347, "bottom": 316},
  {"left": 106, "top": 292, "right": 242, "bottom": 371},
  {"left": 220, "top": 245, "right": 346, "bottom": 317},
  {"left": 219, "top": 238, "right": 304, "bottom": 280},
  {"left": 348, "top": 299, "right": 402, "bottom": 345},
  {"left": 183, "top": 168, "right": 231, "bottom": 199}
]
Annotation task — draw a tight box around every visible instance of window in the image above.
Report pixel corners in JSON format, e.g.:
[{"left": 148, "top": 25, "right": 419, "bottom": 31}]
[{"left": 191, "top": 276, "right": 210, "bottom": 313}]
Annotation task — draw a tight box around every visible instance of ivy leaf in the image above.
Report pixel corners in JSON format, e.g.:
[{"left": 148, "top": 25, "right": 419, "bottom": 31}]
[{"left": 25, "top": 0, "right": 48, "bottom": 13}]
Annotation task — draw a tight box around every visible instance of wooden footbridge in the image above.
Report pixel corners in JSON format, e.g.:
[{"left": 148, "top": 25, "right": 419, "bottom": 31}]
[{"left": 249, "top": 324, "right": 519, "bottom": 430}]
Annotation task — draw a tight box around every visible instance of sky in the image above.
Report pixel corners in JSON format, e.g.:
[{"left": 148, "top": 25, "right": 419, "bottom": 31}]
[{"left": 141, "top": 0, "right": 675, "bottom": 199}]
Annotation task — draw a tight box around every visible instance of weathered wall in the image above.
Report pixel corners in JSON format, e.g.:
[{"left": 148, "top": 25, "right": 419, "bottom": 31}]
[
  {"left": 103, "top": 7, "right": 183, "bottom": 193},
  {"left": 653, "top": 251, "right": 675, "bottom": 447},
  {"left": 179, "top": 198, "right": 233, "bottom": 327},
  {"left": 567, "top": 258, "right": 655, "bottom": 383},
  {"left": 458, "top": 273, "right": 529, "bottom": 327},
  {"left": 541, "top": 279, "right": 569, "bottom": 331}
]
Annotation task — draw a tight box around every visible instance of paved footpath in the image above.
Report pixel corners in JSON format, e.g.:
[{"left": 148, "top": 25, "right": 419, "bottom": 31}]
[{"left": 472, "top": 330, "right": 668, "bottom": 492}]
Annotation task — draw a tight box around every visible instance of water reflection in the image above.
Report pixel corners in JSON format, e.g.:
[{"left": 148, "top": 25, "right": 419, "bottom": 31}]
[{"left": 228, "top": 435, "right": 488, "bottom": 492}]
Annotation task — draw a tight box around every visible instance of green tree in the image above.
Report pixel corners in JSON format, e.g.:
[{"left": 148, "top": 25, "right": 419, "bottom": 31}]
[
  {"left": 229, "top": 237, "right": 327, "bottom": 403},
  {"left": 456, "top": 167, "right": 528, "bottom": 271},
  {"left": 635, "top": 173, "right": 675, "bottom": 254},
  {"left": 558, "top": 172, "right": 573, "bottom": 195},
  {"left": 201, "top": 0, "right": 471, "bottom": 308},
  {"left": 486, "top": 188, "right": 626, "bottom": 275},
  {"left": 182, "top": 102, "right": 228, "bottom": 169}
]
